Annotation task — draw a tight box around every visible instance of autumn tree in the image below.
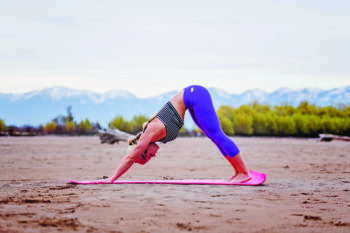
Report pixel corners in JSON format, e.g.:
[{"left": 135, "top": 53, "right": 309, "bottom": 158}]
[
  {"left": 44, "top": 121, "right": 56, "bottom": 134},
  {"left": 0, "top": 118, "right": 5, "bottom": 132}
]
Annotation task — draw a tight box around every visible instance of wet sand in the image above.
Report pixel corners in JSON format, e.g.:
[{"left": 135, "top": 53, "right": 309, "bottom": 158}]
[{"left": 0, "top": 136, "right": 349, "bottom": 233}]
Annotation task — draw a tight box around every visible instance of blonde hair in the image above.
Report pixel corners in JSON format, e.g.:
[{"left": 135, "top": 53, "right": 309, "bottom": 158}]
[{"left": 127, "top": 132, "right": 142, "bottom": 155}]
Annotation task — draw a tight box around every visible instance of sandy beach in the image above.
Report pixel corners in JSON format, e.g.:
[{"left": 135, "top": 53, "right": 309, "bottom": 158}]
[{"left": 0, "top": 136, "right": 349, "bottom": 233}]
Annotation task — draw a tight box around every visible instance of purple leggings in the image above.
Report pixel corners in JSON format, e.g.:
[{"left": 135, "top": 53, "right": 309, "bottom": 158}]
[{"left": 183, "top": 85, "right": 240, "bottom": 158}]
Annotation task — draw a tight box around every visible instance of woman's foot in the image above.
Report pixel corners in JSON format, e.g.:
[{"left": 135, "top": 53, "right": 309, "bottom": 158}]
[{"left": 226, "top": 172, "right": 252, "bottom": 183}]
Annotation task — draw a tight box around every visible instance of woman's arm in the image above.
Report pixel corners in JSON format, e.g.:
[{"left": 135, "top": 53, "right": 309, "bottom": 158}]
[{"left": 108, "top": 134, "right": 152, "bottom": 182}]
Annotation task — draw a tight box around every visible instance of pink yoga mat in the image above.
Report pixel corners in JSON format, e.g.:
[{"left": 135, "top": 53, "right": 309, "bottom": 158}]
[{"left": 68, "top": 170, "right": 266, "bottom": 186}]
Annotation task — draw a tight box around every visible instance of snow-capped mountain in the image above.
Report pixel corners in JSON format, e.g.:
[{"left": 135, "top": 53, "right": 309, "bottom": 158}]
[{"left": 0, "top": 86, "right": 349, "bottom": 129}]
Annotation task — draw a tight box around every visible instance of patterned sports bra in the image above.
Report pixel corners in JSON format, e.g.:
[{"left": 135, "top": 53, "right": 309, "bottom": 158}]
[{"left": 154, "top": 101, "right": 184, "bottom": 144}]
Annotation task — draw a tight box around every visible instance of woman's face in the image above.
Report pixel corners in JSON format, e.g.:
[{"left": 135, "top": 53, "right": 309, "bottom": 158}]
[
  {"left": 145, "top": 142, "right": 159, "bottom": 157},
  {"left": 135, "top": 143, "right": 159, "bottom": 165}
]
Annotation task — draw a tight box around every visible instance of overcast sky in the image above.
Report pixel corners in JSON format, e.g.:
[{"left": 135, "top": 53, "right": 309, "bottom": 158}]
[{"left": 1, "top": 0, "right": 349, "bottom": 97}]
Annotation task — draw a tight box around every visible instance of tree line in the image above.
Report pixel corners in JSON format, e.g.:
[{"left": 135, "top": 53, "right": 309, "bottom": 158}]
[
  {"left": 216, "top": 101, "right": 350, "bottom": 137},
  {"left": 0, "top": 106, "right": 99, "bottom": 136},
  {"left": 1, "top": 101, "right": 349, "bottom": 137}
]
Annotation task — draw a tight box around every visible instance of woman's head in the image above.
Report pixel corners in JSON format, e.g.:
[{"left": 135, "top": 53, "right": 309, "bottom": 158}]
[{"left": 127, "top": 132, "right": 159, "bottom": 165}]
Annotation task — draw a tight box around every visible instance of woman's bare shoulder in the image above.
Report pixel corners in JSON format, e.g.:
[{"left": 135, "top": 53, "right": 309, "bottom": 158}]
[{"left": 143, "top": 118, "right": 166, "bottom": 142}]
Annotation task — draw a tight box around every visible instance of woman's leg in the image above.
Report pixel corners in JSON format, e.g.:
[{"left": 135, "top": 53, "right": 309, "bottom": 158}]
[
  {"left": 185, "top": 85, "right": 240, "bottom": 157},
  {"left": 187, "top": 107, "right": 228, "bottom": 156},
  {"left": 184, "top": 85, "right": 251, "bottom": 182}
]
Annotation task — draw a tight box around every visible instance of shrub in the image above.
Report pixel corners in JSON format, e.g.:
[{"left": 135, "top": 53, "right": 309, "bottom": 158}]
[
  {"left": 109, "top": 115, "right": 132, "bottom": 132},
  {"left": 66, "top": 121, "right": 76, "bottom": 134},
  {"left": 44, "top": 121, "right": 56, "bottom": 134},
  {"left": 78, "top": 118, "right": 93, "bottom": 134}
]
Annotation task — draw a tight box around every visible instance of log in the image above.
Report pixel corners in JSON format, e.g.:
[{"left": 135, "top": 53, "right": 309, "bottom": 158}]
[
  {"left": 98, "top": 129, "right": 134, "bottom": 144},
  {"left": 319, "top": 134, "right": 350, "bottom": 142}
]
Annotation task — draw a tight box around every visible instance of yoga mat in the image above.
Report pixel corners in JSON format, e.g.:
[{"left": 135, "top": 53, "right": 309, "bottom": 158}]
[{"left": 68, "top": 170, "right": 266, "bottom": 186}]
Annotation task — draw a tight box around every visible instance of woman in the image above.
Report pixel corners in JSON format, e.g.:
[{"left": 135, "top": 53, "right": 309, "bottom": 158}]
[{"left": 99, "top": 85, "right": 251, "bottom": 183}]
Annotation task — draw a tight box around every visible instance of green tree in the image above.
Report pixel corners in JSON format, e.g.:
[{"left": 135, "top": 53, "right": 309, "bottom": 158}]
[
  {"left": 317, "top": 106, "right": 342, "bottom": 118},
  {"left": 305, "top": 115, "right": 321, "bottom": 136},
  {"left": 0, "top": 118, "right": 5, "bottom": 132},
  {"left": 294, "top": 114, "right": 310, "bottom": 136},
  {"left": 44, "top": 121, "right": 56, "bottom": 134},
  {"left": 109, "top": 116, "right": 132, "bottom": 132},
  {"left": 342, "top": 106, "right": 350, "bottom": 118},
  {"left": 252, "top": 113, "right": 268, "bottom": 135},
  {"left": 274, "top": 105, "right": 295, "bottom": 116},
  {"left": 321, "top": 117, "right": 341, "bottom": 134},
  {"left": 296, "top": 101, "right": 317, "bottom": 115},
  {"left": 79, "top": 118, "right": 93, "bottom": 134},
  {"left": 264, "top": 113, "right": 278, "bottom": 135},
  {"left": 130, "top": 115, "right": 149, "bottom": 133},
  {"left": 276, "top": 116, "right": 296, "bottom": 136},
  {"left": 235, "top": 105, "right": 255, "bottom": 116},
  {"left": 251, "top": 102, "right": 271, "bottom": 114},
  {"left": 218, "top": 114, "right": 234, "bottom": 135},
  {"left": 66, "top": 121, "right": 76, "bottom": 134},
  {"left": 339, "top": 118, "right": 350, "bottom": 135},
  {"left": 233, "top": 114, "right": 253, "bottom": 135},
  {"left": 217, "top": 105, "right": 235, "bottom": 122}
]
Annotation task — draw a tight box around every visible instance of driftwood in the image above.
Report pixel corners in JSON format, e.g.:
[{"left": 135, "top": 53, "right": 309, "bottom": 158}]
[
  {"left": 319, "top": 134, "right": 350, "bottom": 142},
  {"left": 98, "top": 129, "right": 134, "bottom": 144}
]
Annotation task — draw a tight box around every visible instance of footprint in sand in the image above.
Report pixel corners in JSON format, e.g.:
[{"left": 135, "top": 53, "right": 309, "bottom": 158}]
[
  {"left": 329, "top": 220, "right": 350, "bottom": 227},
  {"left": 304, "top": 215, "right": 322, "bottom": 221},
  {"left": 176, "top": 222, "right": 192, "bottom": 231}
]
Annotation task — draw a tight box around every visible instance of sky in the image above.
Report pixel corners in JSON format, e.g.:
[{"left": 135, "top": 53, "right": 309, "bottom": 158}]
[{"left": 1, "top": 0, "right": 349, "bottom": 97}]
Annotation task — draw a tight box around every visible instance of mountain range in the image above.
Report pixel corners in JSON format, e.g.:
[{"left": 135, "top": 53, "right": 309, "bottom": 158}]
[{"left": 1, "top": 86, "right": 349, "bottom": 129}]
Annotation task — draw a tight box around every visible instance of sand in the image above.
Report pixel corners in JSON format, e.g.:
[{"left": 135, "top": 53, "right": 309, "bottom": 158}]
[{"left": 0, "top": 136, "right": 349, "bottom": 233}]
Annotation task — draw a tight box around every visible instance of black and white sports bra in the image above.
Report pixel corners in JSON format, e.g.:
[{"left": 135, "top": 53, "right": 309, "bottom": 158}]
[{"left": 154, "top": 101, "right": 184, "bottom": 144}]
